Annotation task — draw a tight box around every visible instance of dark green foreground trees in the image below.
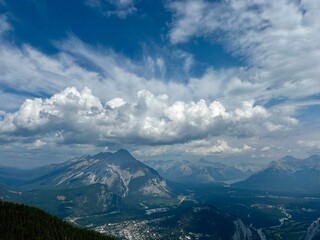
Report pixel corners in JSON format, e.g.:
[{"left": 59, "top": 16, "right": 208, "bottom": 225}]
[{"left": 0, "top": 201, "right": 115, "bottom": 240}]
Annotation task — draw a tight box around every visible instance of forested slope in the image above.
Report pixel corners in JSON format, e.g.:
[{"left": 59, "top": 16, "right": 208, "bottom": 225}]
[{"left": 0, "top": 201, "right": 115, "bottom": 240}]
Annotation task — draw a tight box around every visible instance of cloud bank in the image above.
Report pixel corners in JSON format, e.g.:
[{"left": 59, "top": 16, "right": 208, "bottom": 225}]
[{"left": 0, "top": 87, "right": 295, "bottom": 146}]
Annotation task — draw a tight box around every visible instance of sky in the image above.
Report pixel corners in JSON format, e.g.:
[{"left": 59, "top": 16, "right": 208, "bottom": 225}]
[{"left": 0, "top": 0, "right": 319, "bottom": 167}]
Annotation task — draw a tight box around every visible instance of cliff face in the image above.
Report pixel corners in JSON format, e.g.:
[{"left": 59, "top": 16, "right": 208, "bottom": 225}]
[
  {"left": 300, "top": 218, "right": 320, "bottom": 240},
  {"left": 232, "top": 219, "right": 253, "bottom": 240}
]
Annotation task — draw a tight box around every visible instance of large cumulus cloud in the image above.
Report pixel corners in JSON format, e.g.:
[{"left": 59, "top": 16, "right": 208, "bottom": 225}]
[{"left": 0, "top": 87, "right": 297, "bottom": 150}]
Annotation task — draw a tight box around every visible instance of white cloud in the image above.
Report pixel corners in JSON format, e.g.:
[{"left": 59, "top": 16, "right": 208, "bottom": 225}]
[
  {"left": 0, "top": 87, "right": 298, "bottom": 150},
  {"left": 28, "top": 139, "right": 46, "bottom": 149},
  {"left": 261, "top": 146, "right": 271, "bottom": 152},
  {"left": 168, "top": 0, "right": 320, "bottom": 101},
  {"left": 0, "top": 2, "right": 319, "bottom": 161},
  {"left": 1, "top": 34, "right": 316, "bottom": 119},
  {"left": 168, "top": 0, "right": 220, "bottom": 44},
  {"left": 186, "top": 139, "right": 254, "bottom": 155},
  {"left": 174, "top": 50, "right": 194, "bottom": 73},
  {"left": 133, "top": 138, "right": 254, "bottom": 157},
  {"left": 0, "top": 36, "right": 264, "bottom": 111},
  {"left": 0, "top": 42, "right": 104, "bottom": 109},
  {"left": 298, "top": 140, "right": 320, "bottom": 150},
  {"left": 0, "top": 14, "right": 11, "bottom": 37},
  {"left": 106, "top": 98, "right": 127, "bottom": 108},
  {"left": 85, "top": 0, "right": 137, "bottom": 18}
]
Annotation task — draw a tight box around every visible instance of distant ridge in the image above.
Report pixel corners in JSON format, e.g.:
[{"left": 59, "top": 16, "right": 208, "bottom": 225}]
[
  {"left": 234, "top": 155, "right": 320, "bottom": 194},
  {"left": 145, "top": 158, "right": 255, "bottom": 184}
]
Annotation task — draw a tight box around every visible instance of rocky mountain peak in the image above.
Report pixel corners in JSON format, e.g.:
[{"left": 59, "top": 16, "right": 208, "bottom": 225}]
[
  {"left": 91, "top": 152, "right": 113, "bottom": 160},
  {"left": 112, "top": 149, "right": 135, "bottom": 161}
]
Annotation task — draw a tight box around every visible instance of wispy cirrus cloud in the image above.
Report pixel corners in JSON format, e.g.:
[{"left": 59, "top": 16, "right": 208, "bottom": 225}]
[
  {"left": 85, "top": 0, "right": 137, "bottom": 18},
  {"left": 0, "top": 35, "right": 261, "bottom": 111},
  {"left": 168, "top": 0, "right": 320, "bottom": 101},
  {"left": 0, "top": 34, "right": 200, "bottom": 112},
  {"left": 0, "top": 14, "right": 10, "bottom": 36}
]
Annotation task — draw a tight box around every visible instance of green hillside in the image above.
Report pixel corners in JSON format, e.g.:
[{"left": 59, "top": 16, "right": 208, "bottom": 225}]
[{"left": 0, "top": 201, "right": 115, "bottom": 240}]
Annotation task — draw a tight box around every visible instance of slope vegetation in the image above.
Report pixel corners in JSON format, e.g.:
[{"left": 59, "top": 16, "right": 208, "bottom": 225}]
[{"left": 0, "top": 201, "right": 115, "bottom": 240}]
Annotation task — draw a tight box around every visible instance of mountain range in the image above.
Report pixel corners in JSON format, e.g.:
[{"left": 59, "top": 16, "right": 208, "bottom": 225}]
[
  {"left": 0, "top": 149, "right": 260, "bottom": 239},
  {"left": 144, "top": 158, "right": 256, "bottom": 184},
  {"left": 234, "top": 155, "right": 320, "bottom": 194},
  {"left": 1, "top": 151, "right": 320, "bottom": 239}
]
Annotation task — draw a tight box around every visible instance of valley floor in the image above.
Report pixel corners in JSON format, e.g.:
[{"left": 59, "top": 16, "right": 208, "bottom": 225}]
[{"left": 62, "top": 186, "right": 320, "bottom": 240}]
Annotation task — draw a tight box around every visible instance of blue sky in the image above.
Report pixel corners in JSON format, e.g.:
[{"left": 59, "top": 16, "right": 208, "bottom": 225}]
[{"left": 0, "top": 0, "right": 319, "bottom": 167}]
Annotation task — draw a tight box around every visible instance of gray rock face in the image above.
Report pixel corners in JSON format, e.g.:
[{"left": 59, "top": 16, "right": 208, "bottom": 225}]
[
  {"left": 0, "top": 149, "right": 173, "bottom": 218},
  {"left": 233, "top": 219, "right": 252, "bottom": 240},
  {"left": 26, "top": 149, "right": 171, "bottom": 198},
  {"left": 300, "top": 218, "right": 320, "bottom": 240}
]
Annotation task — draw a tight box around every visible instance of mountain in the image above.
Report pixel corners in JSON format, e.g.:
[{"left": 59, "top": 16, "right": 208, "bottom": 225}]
[
  {"left": 234, "top": 155, "right": 320, "bottom": 194},
  {"left": 300, "top": 218, "right": 320, "bottom": 240},
  {"left": 0, "top": 200, "right": 115, "bottom": 240},
  {"left": 0, "top": 149, "right": 172, "bottom": 218},
  {"left": 145, "top": 158, "right": 256, "bottom": 184},
  {"left": 1, "top": 149, "right": 171, "bottom": 198}
]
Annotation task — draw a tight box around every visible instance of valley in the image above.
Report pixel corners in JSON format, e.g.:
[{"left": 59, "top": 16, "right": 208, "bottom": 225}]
[
  {"left": 50, "top": 185, "right": 320, "bottom": 240},
  {"left": 89, "top": 189, "right": 320, "bottom": 240},
  {"left": 1, "top": 151, "right": 320, "bottom": 239}
]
